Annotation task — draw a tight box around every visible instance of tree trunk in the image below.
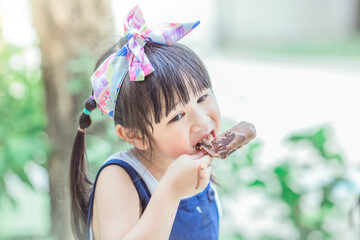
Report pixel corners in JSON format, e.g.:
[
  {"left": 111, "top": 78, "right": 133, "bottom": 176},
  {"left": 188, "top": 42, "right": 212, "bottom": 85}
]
[
  {"left": 357, "top": 0, "right": 360, "bottom": 32},
  {"left": 29, "top": 0, "right": 113, "bottom": 239}
]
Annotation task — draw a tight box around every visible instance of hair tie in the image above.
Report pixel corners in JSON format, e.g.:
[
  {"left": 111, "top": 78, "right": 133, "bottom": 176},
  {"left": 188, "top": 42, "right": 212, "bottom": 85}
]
[
  {"left": 78, "top": 127, "right": 85, "bottom": 133},
  {"left": 83, "top": 108, "right": 91, "bottom": 115},
  {"left": 90, "top": 5, "right": 200, "bottom": 118}
]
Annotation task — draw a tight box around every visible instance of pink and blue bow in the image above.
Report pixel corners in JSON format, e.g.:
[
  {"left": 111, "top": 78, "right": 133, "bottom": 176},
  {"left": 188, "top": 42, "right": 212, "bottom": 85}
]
[{"left": 90, "top": 5, "right": 200, "bottom": 118}]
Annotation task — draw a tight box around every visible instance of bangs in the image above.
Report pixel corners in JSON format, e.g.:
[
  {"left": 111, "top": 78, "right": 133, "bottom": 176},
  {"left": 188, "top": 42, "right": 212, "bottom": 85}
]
[
  {"left": 146, "top": 43, "right": 212, "bottom": 124},
  {"left": 114, "top": 42, "right": 212, "bottom": 133}
]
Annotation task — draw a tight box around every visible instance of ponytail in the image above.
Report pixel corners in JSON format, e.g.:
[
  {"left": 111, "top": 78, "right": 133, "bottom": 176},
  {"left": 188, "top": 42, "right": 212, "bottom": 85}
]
[
  {"left": 69, "top": 38, "right": 125, "bottom": 240},
  {"left": 69, "top": 96, "right": 97, "bottom": 240}
]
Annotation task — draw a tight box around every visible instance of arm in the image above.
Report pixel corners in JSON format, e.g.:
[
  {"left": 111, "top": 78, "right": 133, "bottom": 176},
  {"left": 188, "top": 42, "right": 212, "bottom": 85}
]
[
  {"left": 93, "top": 166, "right": 180, "bottom": 240},
  {"left": 93, "top": 154, "right": 213, "bottom": 240},
  {"left": 123, "top": 179, "right": 181, "bottom": 240}
]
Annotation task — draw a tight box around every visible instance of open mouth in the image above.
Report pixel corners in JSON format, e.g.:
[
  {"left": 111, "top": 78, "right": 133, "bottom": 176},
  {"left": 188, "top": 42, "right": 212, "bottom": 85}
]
[{"left": 195, "top": 130, "right": 216, "bottom": 149}]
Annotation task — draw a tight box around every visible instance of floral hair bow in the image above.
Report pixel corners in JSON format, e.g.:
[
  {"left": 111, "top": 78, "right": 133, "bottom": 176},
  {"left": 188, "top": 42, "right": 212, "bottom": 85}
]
[{"left": 90, "top": 5, "right": 200, "bottom": 118}]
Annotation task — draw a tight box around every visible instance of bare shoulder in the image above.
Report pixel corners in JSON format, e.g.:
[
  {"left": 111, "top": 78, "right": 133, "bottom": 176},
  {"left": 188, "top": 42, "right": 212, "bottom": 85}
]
[
  {"left": 92, "top": 164, "right": 140, "bottom": 239},
  {"left": 95, "top": 164, "right": 139, "bottom": 201}
]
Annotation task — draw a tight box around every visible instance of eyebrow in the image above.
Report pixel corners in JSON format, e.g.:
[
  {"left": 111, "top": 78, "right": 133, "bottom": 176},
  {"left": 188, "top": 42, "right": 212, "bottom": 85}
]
[{"left": 162, "top": 87, "right": 209, "bottom": 121}]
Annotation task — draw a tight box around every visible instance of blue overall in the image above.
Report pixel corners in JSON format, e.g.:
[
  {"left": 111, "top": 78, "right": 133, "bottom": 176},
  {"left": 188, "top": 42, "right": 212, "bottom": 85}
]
[{"left": 86, "top": 159, "right": 219, "bottom": 240}]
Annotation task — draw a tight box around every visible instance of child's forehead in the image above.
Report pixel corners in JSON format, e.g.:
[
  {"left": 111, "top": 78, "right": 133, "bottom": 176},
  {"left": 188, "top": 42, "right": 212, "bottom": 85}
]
[
  {"left": 160, "top": 86, "right": 208, "bottom": 111},
  {"left": 149, "top": 72, "right": 212, "bottom": 124}
]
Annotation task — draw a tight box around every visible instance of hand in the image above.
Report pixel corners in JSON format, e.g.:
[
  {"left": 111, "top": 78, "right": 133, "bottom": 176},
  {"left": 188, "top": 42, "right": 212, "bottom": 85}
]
[{"left": 162, "top": 152, "right": 213, "bottom": 198}]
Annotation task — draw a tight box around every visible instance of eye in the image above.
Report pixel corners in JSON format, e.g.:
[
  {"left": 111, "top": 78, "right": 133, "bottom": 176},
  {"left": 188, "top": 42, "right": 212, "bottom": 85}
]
[
  {"left": 169, "top": 113, "right": 184, "bottom": 123},
  {"left": 197, "top": 94, "right": 209, "bottom": 103}
]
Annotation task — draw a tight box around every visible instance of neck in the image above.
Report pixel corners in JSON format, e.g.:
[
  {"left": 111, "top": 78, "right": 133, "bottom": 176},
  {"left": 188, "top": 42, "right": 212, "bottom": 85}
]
[{"left": 131, "top": 148, "right": 172, "bottom": 182}]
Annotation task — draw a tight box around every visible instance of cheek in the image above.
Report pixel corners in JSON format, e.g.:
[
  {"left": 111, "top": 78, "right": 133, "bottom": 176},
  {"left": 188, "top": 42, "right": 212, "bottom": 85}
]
[
  {"left": 169, "top": 147, "right": 189, "bottom": 159},
  {"left": 154, "top": 131, "right": 193, "bottom": 159},
  {"left": 162, "top": 131, "right": 196, "bottom": 159},
  {"left": 209, "top": 99, "right": 222, "bottom": 132},
  {"left": 166, "top": 134, "right": 193, "bottom": 158}
]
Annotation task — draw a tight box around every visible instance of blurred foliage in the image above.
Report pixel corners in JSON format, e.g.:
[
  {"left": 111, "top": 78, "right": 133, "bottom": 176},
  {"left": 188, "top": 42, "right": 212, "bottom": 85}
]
[
  {"left": 0, "top": 30, "right": 121, "bottom": 238},
  {"left": 65, "top": 48, "right": 95, "bottom": 98},
  {"left": 1, "top": 33, "right": 359, "bottom": 239},
  {"left": 0, "top": 35, "right": 49, "bottom": 207},
  {"left": 64, "top": 47, "right": 131, "bottom": 178},
  {"left": 216, "top": 121, "right": 359, "bottom": 240},
  {"left": 224, "top": 35, "right": 360, "bottom": 60}
]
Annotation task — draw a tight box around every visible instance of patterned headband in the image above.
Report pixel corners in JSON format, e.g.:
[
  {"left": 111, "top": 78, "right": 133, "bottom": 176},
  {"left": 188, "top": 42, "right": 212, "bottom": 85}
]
[{"left": 90, "top": 5, "right": 200, "bottom": 118}]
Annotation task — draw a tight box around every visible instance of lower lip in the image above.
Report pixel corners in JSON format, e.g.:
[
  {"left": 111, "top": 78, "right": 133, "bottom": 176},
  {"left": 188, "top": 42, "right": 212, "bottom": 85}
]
[
  {"left": 194, "top": 130, "right": 216, "bottom": 149},
  {"left": 211, "top": 130, "right": 216, "bottom": 138},
  {"left": 196, "top": 148, "right": 203, "bottom": 153}
]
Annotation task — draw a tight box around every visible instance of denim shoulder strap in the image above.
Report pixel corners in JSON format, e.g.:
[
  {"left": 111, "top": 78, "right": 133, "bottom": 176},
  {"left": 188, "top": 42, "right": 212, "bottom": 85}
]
[{"left": 86, "top": 159, "right": 151, "bottom": 240}]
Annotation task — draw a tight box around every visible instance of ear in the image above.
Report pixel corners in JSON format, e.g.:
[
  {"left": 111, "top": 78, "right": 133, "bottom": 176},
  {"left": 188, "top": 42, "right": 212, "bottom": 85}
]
[{"left": 115, "top": 125, "right": 149, "bottom": 150}]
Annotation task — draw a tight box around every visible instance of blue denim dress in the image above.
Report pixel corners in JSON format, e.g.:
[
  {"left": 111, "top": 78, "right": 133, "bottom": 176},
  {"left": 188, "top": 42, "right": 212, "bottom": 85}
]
[{"left": 86, "top": 159, "right": 219, "bottom": 240}]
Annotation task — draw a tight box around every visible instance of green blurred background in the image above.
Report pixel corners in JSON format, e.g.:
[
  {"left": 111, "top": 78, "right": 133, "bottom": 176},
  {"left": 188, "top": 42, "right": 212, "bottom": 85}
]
[{"left": 1, "top": 0, "right": 360, "bottom": 239}]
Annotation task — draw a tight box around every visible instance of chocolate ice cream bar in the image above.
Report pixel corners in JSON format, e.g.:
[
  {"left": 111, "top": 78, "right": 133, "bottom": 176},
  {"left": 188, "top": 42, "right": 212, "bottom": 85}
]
[{"left": 196, "top": 121, "right": 256, "bottom": 159}]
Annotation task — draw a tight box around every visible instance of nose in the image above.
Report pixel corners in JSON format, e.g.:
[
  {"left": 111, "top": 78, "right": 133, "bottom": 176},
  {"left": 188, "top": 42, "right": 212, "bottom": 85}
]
[{"left": 190, "top": 108, "right": 211, "bottom": 133}]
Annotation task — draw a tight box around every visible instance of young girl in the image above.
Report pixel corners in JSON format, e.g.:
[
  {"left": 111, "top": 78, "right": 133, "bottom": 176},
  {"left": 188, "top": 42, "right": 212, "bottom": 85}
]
[{"left": 70, "top": 5, "right": 221, "bottom": 240}]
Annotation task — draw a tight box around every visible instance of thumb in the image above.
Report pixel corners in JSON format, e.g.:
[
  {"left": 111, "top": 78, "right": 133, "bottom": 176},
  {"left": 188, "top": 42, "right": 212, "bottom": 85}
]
[{"left": 195, "top": 154, "right": 212, "bottom": 168}]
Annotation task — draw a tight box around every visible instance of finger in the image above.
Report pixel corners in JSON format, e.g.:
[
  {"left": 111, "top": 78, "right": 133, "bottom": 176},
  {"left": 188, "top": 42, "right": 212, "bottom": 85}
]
[
  {"left": 195, "top": 159, "right": 207, "bottom": 190},
  {"left": 199, "top": 155, "right": 212, "bottom": 168},
  {"left": 195, "top": 164, "right": 202, "bottom": 190},
  {"left": 199, "top": 164, "right": 214, "bottom": 180},
  {"left": 195, "top": 155, "right": 212, "bottom": 176},
  {"left": 204, "top": 164, "right": 214, "bottom": 177},
  {"left": 195, "top": 162, "right": 214, "bottom": 190}
]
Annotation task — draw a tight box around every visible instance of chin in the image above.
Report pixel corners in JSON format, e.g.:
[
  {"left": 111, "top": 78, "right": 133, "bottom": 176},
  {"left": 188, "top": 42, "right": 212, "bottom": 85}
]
[
  {"left": 170, "top": 149, "right": 196, "bottom": 159},
  {"left": 188, "top": 148, "right": 199, "bottom": 156}
]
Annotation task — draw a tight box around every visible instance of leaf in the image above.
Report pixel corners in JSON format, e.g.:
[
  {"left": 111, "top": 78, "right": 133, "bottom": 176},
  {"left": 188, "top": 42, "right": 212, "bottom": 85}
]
[
  {"left": 248, "top": 179, "right": 266, "bottom": 188},
  {"left": 245, "top": 141, "right": 261, "bottom": 165},
  {"left": 0, "top": 39, "right": 49, "bottom": 206}
]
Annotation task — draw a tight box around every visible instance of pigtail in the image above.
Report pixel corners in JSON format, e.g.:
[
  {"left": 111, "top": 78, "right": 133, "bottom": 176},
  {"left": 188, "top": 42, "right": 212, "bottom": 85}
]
[
  {"left": 68, "top": 38, "right": 126, "bottom": 240},
  {"left": 69, "top": 96, "right": 97, "bottom": 240}
]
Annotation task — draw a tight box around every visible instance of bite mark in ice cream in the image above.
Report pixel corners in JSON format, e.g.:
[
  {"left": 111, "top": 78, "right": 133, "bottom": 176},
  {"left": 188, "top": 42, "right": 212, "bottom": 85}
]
[{"left": 195, "top": 121, "right": 256, "bottom": 159}]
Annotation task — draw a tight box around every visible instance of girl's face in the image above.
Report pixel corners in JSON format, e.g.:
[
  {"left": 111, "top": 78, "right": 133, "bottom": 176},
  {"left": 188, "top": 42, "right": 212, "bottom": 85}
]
[{"left": 150, "top": 87, "right": 221, "bottom": 160}]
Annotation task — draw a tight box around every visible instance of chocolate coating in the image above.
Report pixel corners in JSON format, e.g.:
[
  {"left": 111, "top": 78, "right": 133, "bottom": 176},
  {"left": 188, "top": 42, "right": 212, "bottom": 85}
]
[{"left": 196, "top": 121, "right": 256, "bottom": 159}]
